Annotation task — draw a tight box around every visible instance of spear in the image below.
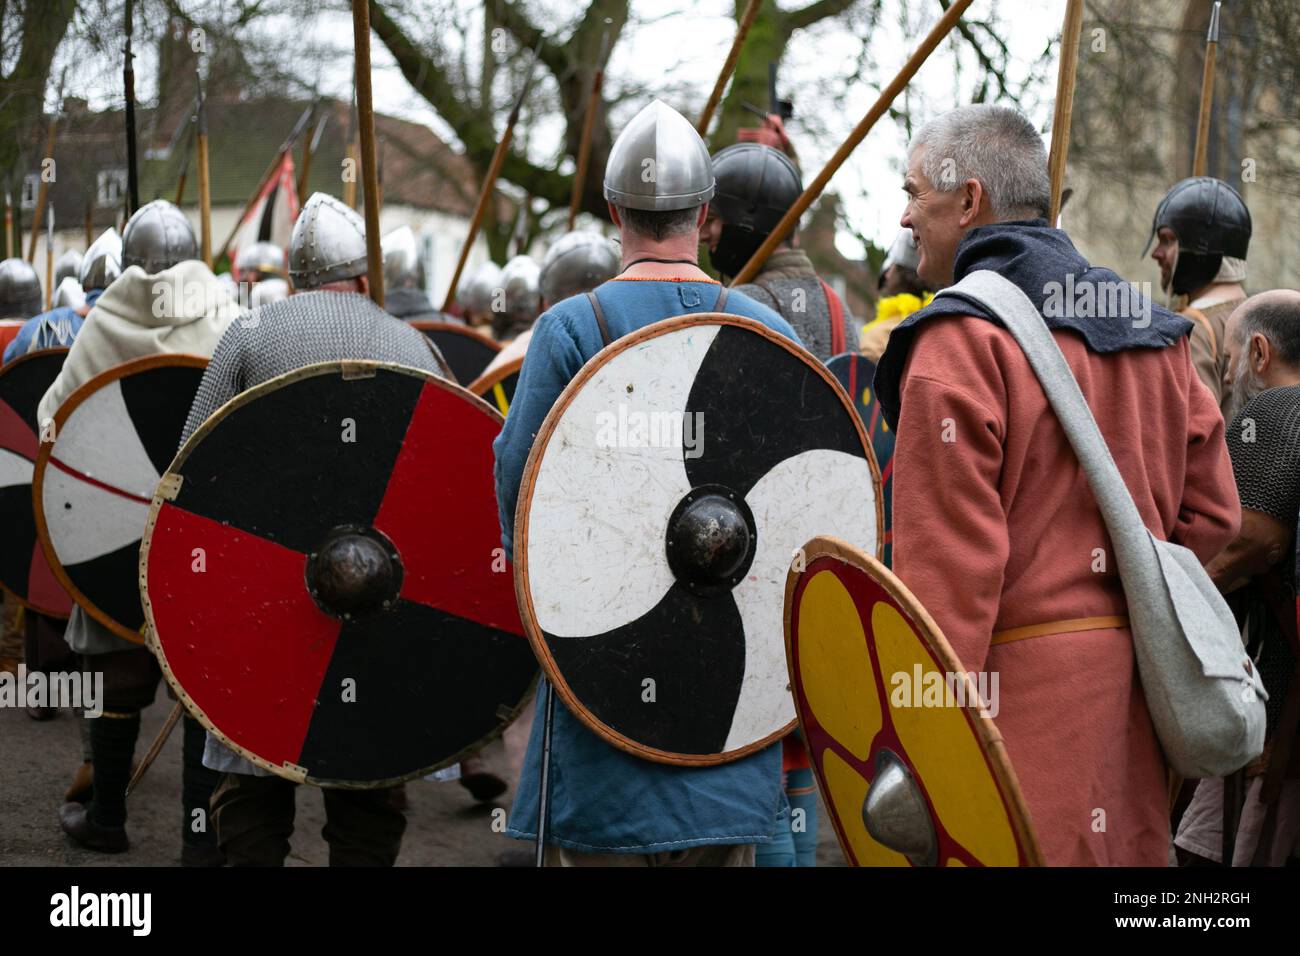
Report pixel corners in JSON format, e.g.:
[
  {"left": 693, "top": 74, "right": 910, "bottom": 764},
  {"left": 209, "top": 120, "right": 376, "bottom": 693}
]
[
  {"left": 1047, "top": 0, "right": 1084, "bottom": 224},
  {"left": 567, "top": 29, "right": 610, "bottom": 230},
  {"left": 298, "top": 109, "right": 327, "bottom": 200},
  {"left": 731, "top": 0, "right": 975, "bottom": 286},
  {"left": 352, "top": 0, "right": 385, "bottom": 307},
  {"left": 442, "top": 44, "right": 542, "bottom": 313},
  {"left": 1192, "top": 1, "right": 1222, "bottom": 177},
  {"left": 215, "top": 104, "right": 314, "bottom": 262},
  {"left": 697, "top": 0, "right": 763, "bottom": 136},
  {"left": 44, "top": 208, "right": 54, "bottom": 311},
  {"left": 173, "top": 122, "right": 195, "bottom": 205},
  {"left": 27, "top": 72, "right": 64, "bottom": 263},
  {"left": 195, "top": 69, "right": 213, "bottom": 268},
  {"left": 343, "top": 79, "right": 359, "bottom": 210},
  {"left": 123, "top": 0, "right": 140, "bottom": 216}
]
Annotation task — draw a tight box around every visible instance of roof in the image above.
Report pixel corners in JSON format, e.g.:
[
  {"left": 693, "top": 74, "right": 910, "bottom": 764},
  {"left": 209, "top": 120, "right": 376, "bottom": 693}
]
[{"left": 25, "top": 95, "right": 482, "bottom": 232}]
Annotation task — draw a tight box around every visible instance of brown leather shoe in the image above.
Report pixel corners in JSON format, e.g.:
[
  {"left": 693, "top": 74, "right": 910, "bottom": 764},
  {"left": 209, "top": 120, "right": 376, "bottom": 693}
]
[
  {"left": 59, "top": 802, "right": 128, "bottom": 854},
  {"left": 65, "top": 761, "right": 93, "bottom": 804}
]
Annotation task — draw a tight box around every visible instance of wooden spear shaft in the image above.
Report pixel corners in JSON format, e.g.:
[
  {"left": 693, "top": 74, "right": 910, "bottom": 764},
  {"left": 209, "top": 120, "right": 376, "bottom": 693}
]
[
  {"left": 1047, "top": 0, "right": 1084, "bottom": 224},
  {"left": 196, "top": 71, "right": 212, "bottom": 268},
  {"left": 567, "top": 32, "right": 609, "bottom": 231},
  {"left": 697, "top": 0, "right": 763, "bottom": 136},
  {"left": 27, "top": 116, "right": 58, "bottom": 263},
  {"left": 442, "top": 46, "right": 542, "bottom": 313},
  {"left": 1192, "top": 1, "right": 1221, "bottom": 177},
  {"left": 44, "top": 210, "right": 53, "bottom": 311},
  {"left": 731, "top": 0, "right": 974, "bottom": 286},
  {"left": 352, "top": 0, "right": 385, "bottom": 308}
]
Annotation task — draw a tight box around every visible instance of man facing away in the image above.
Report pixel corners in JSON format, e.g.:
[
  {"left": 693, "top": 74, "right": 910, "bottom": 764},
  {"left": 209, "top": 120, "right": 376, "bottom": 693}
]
[
  {"left": 875, "top": 104, "right": 1240, "bottom": 865},
  {"left": 701, "top": 142, "right": 859, "bottom": 361},
  {"left": 493, "top": 99, "right": 797, "bottom": 866},
  {"left": 185, "top": 192, "right": 450, "bottom": 866}
]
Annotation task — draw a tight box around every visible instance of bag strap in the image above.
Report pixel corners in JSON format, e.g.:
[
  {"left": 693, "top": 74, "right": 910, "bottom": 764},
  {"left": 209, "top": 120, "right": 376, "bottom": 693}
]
[
  {"left": 586, "top": 291, "right": 614, "bottom": 347},
  {"left": 714, "top": 284, "right": 729, "bottom": 312},
  {"left": 819, "top": 279, "right": 847, "bottom": 354},
  {"left": 944, "top": 271, "right": 1148, "bottom": 537}
]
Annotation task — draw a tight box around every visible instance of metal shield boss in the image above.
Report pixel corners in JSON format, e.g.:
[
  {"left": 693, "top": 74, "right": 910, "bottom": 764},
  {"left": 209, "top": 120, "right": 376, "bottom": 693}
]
[
  {"left": 0, "top": 349, "right": 73, "bottom": 616},
  {"left": 33, "top": 354, "right": 208, "bottom": 641},
  {"left": 139, "top": 362, "right": 537, "bottom": 787},
  {"left": 785, "top": 537, "right": 1043, "bottom": 866},
  {"left": 515, "top": 314, "right": 882, "bottom": 765}
]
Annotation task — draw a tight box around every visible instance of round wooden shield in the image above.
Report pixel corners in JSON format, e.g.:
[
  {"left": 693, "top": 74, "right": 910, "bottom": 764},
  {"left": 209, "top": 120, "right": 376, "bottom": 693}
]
[
  {"left": 785, "top": 536, "right": 1042, "bottom": 866},
  {"left": 139, "top": 361, "right": 538, "bottom": 787},
  {"left": 0, "top": 349, "right": 73, "bottom": 616},
  {"left": 467, "top": 357, "right": 523, "bottom": 417},
  {"left": 826, "top": 352, "right": 894, "bottom": 566},
  {"left": 411, "top": 321, "right": 501, "bottom": 386},
  {"left": 516, "top": 314, "right": 883, "bottom": 766},
  {"left": 33, "top": 354, "right": 207, "bottom": 641}
]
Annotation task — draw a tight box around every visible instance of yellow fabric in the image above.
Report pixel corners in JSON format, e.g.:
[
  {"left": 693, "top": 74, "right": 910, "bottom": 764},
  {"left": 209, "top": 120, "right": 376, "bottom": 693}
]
[{"left": 872, "top": 291, "right": 934, "bottom": 324}]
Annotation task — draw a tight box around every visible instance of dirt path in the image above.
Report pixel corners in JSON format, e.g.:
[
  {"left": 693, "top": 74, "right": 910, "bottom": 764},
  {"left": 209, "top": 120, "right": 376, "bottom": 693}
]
[{"left": 0, "top": 701, "right": 845, "bottom": 867}]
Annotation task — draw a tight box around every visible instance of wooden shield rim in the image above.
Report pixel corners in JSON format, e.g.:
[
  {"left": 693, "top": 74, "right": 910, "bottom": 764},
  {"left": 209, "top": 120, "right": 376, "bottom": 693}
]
[
  {"left": 0, "top": 347, "right": 72, "bottom": 617},
  {"left": 466, "top": 355, "right": 524, "bottom": 401},
  {"left": 783, "top": 534, "right": 1044, "bottom": 866},
  {"left": 514, "top": 313, "right": 884, "bottom": 767},
  {"left": 138, "top": 359, "right": 532, "bottom": 788},
  {"left": 410, "top": 321, "right": 503, "bottom": 353},
  {"left": 32, "top": 353, "right": 209, "bottom": 643}
]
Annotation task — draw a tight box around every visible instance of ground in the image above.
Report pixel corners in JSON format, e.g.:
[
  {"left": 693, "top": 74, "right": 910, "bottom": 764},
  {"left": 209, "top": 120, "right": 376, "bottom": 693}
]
[{"left": 0, "top": 700, "right": 846, "bottom": 867}]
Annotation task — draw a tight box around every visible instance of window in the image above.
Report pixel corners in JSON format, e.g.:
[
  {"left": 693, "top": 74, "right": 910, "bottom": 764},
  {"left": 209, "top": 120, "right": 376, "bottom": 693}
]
[
  {"left": 97, "top": 168, "right": 128, "bottom": 208},
  {"left": 20, "top": 174, "right": 38, "bottom": 209}
]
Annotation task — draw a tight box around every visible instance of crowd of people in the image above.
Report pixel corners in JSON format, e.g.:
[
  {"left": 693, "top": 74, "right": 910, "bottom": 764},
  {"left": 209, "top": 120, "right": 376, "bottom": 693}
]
[{"left": 1, "top": 92, "right": 1295, "bottom": 868}]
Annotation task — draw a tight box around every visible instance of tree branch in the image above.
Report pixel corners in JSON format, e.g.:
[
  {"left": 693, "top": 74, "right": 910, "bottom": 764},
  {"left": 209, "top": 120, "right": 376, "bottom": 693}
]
[{"left": 786, "top": 0, "right": 858, "bottom": 32}]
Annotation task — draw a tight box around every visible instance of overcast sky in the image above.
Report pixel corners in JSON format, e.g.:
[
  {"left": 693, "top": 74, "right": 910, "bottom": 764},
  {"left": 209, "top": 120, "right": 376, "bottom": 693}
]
[{"left": 50, "top": 0, "right": 1070, "bottom": 258}]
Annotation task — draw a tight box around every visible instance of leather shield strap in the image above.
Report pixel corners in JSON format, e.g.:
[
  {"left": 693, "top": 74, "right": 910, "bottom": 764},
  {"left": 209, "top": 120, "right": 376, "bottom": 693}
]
[{"left": 588, "top": 285, "right": 730, "bottom": 349}]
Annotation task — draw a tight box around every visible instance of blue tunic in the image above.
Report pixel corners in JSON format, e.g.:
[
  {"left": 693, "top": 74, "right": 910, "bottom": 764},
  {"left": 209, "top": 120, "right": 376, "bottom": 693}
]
[
  {"left": 2, "top": 290, "right": 99, "bottom": 364},
  {"left": 493, "top": 278, "right": 799, "bottom": 853}
]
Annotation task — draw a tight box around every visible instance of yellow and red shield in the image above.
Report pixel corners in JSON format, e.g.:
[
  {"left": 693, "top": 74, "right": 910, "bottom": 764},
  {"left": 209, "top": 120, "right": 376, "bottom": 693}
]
[{"left": 785, "top": 536, "right": 1042, "bottom": 866}]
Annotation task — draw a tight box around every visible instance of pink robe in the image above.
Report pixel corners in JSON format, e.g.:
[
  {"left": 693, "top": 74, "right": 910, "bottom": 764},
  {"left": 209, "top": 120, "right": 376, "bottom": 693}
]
[{"left": 892, "top": 315, "right": 1240, "bottom": 866}]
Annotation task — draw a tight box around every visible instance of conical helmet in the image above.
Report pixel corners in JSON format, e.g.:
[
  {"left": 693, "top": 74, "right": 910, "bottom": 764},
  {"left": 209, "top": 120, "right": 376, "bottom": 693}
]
[
  {"left": 501, "top": 255, "right": 542, "bottom": 322},
  {"left": 539, "top": 232, "right": 620, "bottom": 305},
  {"left": 79, "top": 228, "right": 123, "bottom": 291},
  {"left": 0, "top": 257, "right": 41, "bottom": 319},
  {"left": 54, "top": 249, "right": 83, "bottom": 287},
  {"left": 121, "top": 199, "right": 198, "bottom": 273},
  {"left": 460, "top": 260, "right": 504, "bottom": 315},
  {"left": 603, "top": 99, "right": 715, "bottom": 211},
  {"left": 288, "top": 193, "right": 368, "bottom": 291},
  {"left": 382, "top": 225, "right": 426, "bottom": 290},
  {"left": 234, "top": 241, "right": 285, "bottom": 281}
]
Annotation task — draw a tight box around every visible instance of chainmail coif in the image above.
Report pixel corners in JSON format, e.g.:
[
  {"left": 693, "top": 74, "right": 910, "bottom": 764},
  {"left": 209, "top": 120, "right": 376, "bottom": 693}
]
[{"left": 181, "top": 290, "right": 451, "bottom": 445}]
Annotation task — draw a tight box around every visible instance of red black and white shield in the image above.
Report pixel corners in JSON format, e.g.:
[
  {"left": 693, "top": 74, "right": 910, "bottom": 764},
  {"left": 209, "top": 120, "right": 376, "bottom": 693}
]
[
  {"left": 515, "top": 315, "right": 883, "bottom": 765},
  {"left": 468, "top": 356, "right": 523, "bottom": 417},
  {"left": 33, "top": 354, "right": 207, "bottom": 640},
  {"left": 140, "top": 361, "right": 537, "bottom": 787},
  {"left": 411, "top": 321, "right": 501, "bottom": 386},
  {"left": 0, "top": 349, "right": 73, "bottom": 616},
  {"left": 826, "top": 352, "right": 895, "bottom": 566}
]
